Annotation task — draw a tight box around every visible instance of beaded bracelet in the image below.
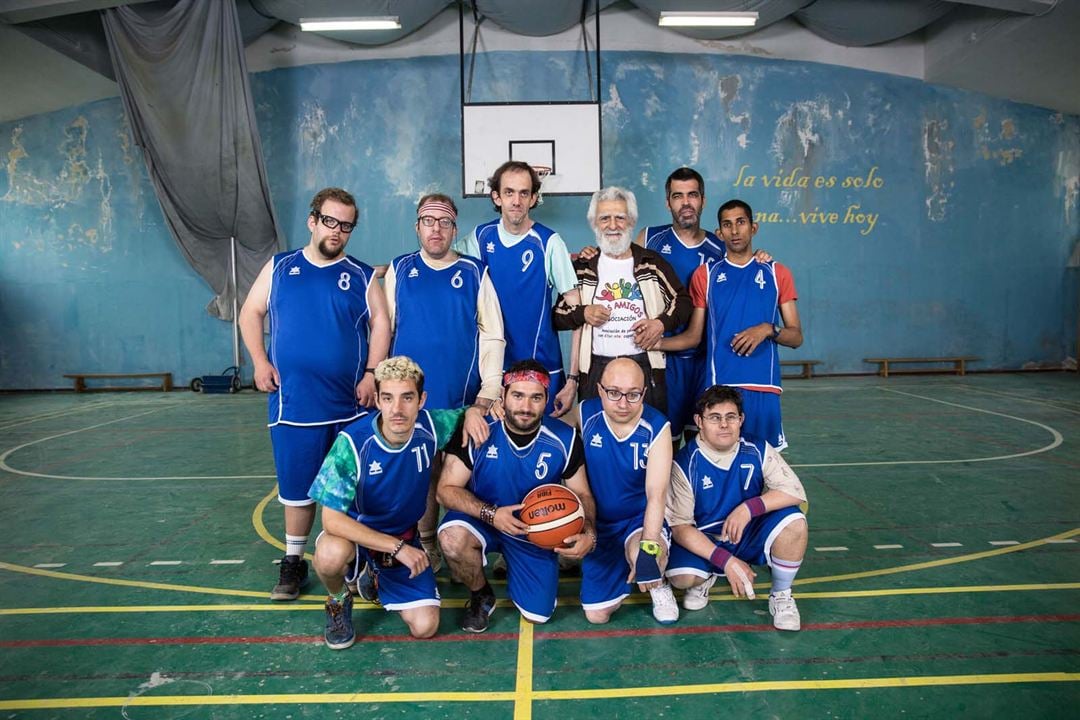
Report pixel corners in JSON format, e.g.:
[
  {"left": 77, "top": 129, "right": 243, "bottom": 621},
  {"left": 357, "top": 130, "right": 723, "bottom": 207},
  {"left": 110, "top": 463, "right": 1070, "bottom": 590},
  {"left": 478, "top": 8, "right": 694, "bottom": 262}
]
[
  {"left": 479, "top": 503, "right": 498, "bottom": 525},
  {"left": 390, "top": 538, "right": 406, "bottom": 558}
]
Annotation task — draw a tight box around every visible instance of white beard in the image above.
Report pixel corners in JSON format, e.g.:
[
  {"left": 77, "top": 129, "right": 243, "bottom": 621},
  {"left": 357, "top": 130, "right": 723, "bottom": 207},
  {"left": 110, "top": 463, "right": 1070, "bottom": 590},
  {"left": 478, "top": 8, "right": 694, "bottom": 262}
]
[{"left": 596, "top": 228, "right": 632, "bottom": 257}]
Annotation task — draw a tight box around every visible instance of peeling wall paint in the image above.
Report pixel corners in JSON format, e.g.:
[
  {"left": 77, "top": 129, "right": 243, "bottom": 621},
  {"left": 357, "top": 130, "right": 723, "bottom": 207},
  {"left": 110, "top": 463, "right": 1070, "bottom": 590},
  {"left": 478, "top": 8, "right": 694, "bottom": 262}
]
[{"left": 0, "top": 50, "right": 1077, "bottom": 388}]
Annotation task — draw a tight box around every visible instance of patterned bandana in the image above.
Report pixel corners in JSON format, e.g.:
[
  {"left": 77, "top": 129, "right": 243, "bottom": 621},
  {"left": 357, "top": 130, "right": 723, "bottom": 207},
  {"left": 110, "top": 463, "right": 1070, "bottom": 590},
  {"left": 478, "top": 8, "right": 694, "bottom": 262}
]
[{"left": 502, "top": 369, "right": 550, "bottom": 390}]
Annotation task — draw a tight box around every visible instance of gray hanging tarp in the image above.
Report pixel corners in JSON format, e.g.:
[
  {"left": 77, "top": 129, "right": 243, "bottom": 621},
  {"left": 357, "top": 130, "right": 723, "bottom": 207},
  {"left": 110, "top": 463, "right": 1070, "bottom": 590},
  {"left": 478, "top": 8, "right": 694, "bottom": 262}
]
[{"left": 102, "top": 0, "right": 283, "bottom": 320}]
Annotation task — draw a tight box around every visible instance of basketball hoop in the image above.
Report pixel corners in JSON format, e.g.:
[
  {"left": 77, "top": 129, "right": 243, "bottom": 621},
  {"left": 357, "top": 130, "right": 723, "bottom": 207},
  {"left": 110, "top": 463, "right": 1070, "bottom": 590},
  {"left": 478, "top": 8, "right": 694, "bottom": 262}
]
[{"left": 533, "top": 165, "right": 553, "bottom": 205}]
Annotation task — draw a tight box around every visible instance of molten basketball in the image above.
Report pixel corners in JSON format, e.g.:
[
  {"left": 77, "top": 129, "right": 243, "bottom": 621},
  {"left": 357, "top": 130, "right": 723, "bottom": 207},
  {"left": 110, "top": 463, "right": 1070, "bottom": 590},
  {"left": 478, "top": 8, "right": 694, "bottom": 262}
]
[{"left": 520, "top": 483, "right": 585, "bottom": 549}]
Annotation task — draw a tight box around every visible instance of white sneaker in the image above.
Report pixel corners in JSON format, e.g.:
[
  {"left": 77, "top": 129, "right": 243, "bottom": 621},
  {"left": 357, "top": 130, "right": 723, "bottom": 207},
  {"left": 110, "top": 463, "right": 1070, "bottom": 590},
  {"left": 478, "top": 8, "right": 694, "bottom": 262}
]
[
  {"left": 649, "top": 584, "right": 680, "bottom": 624},
  {"left": 769, "top": 589, "right": 801, "bottom": 631},
  {"left": 682, "top": 574, "right": 717, "bottom": 611}
]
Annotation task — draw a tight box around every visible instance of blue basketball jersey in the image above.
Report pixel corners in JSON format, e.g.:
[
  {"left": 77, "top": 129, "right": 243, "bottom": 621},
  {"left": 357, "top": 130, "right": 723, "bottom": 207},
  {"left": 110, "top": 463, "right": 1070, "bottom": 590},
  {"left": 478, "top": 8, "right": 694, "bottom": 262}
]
[
  {"left": 390, "top": 252, "right": 483, "bottom": 408},
  {"left": 643, "top": 225, "right": 724, "bottom": 358},
  {"left": 337, "top": 409, "right": 438, "bottom": 536},
  {"left": 579, "top": 397, "right": 670, "bottom": 526},
  {"left": 704, "top": 258, "right": 782, "bottom": 392},
  {"left": 474, "top": 219, "right": 563, "bottom": 374},
  {"left": 674, "top": 435, "right": 767, "bottom": 534},
  {"left": 468, "top": 416, "right": 578, "bottom": 509},
  {"left": 267, "top": 249, "right": 373, "bottom": 425}
]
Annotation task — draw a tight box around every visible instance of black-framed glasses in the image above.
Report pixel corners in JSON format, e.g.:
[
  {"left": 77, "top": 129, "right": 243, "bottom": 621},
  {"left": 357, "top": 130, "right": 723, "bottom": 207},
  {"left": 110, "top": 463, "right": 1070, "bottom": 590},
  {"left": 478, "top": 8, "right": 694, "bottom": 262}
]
[
  {"left": 599, "top": 383, "right": 644, "bottom": 404},
  {"left": 313, "top": 211, "right": 356, "bottom": 233},
  {"left": 418, "top": 216, "right": 456, "bottom": 229},
  {"left": 701, "top": 412, "right": 740, "bottom": 426}
]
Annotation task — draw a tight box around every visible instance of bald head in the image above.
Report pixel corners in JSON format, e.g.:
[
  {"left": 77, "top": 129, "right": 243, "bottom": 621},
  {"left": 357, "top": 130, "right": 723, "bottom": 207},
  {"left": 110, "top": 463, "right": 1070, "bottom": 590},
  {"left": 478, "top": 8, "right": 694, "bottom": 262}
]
[{"left": 598, "top": 358, "right": 647, "bottom": 424}]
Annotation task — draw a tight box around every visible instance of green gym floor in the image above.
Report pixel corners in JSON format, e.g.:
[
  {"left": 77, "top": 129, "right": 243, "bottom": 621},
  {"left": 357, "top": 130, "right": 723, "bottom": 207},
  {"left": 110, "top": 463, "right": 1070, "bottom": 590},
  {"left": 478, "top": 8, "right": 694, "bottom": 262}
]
[{"left": 1, "top": 373, "right": 1078, "bottom": 718}]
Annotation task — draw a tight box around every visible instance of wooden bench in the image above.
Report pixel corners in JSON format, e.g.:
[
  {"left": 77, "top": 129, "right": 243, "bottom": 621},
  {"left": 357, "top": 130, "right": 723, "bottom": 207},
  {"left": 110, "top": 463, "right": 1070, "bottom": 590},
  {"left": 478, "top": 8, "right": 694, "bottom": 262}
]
[
  {"left": 863, "top": 357, "right": 979, "bottom": 378},
  {"left": 780, "top": 360, "right": 821, "bottom": 379},
  {"left": 64, "top": 372, "right": 174, "bottom": 393}
]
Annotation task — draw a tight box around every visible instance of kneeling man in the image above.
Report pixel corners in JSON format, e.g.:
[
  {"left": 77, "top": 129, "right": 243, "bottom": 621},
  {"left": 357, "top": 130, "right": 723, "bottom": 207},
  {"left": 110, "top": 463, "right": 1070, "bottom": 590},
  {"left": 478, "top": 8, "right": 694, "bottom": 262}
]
[{"left": 665, "top": 385, "right": 808, "bottom": 630}]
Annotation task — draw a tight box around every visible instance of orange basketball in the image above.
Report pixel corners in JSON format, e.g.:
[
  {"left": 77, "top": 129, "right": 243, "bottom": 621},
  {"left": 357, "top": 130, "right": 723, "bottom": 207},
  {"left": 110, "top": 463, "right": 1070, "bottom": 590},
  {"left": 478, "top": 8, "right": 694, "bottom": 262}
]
[{"left": 520, "top": 483, "right": 585, "bottom": 549}]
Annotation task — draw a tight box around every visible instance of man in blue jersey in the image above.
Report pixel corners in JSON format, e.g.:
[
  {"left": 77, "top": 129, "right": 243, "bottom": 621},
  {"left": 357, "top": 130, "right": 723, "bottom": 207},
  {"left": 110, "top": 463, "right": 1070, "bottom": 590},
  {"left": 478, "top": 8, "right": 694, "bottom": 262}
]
[
  {"left": 385, "top": 193, "right": 505, "bottom": 570},
  {"left": 436, "top": 360, "right": 597, "bottom": 632},
  {"left": 660, "top": 200, "right": 802, "bottom": 450},
  {"left": 666, "top": 386, "right": 808, "bottom": 630},
  {"left": 455, "top": 161, "right": 581, "bottom": 416},
  {"left": 636, "top": 168, "right": 725, "bottom": 439},
  {"left": 240, "top": 187, "right": 391, "bottom": 601},
  {"left": 569, "top": 358, "right": 679, "bottom": 624},
  {"left": 308, "top": 357, "right": 490, "bottom": 649},
  {"left": 553, "top": 187, "right": 690, "bottom": 419}
]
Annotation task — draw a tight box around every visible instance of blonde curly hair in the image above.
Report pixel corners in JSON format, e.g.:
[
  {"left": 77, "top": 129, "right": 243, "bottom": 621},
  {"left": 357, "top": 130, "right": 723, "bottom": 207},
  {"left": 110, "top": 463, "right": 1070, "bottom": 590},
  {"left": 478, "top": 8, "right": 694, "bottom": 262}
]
[{"left": 374, "top": 356, "right": 425, "bottom": 394}]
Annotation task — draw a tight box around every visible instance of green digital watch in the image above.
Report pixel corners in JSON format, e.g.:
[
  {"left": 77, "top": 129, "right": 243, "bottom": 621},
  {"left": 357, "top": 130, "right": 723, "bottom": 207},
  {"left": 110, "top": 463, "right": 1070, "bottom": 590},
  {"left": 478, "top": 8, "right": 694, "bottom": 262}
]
[{"left": 639, "top": 540, "right": 662, "bottom": 557}]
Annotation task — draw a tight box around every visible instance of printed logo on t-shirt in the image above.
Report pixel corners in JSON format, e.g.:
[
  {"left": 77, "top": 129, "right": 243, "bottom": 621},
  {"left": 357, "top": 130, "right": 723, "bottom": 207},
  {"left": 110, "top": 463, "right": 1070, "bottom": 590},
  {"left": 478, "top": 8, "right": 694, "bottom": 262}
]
[
  {"left": 590, "top": 433, "right": 603, "bottom": 448},
  {"left": 661, "top": 243, "right": 672, "bottom": 255},
  {"left": 408, "top": 267, "right": 419, "bottom": 278},
  {"left": 701, "top": 475, "right": 713, "bottom": 489},
  {"left": 289, "top": 266, "right": 301, "bottom": 276},
  {"left": 486, "top": 445, "right": 499, "bottom": 459},
  {"left": 716, "top": 273, "right": 727, "bottom": 283},
  {"left": 368, "top": 460, "right": 383, "bottom": 475}
]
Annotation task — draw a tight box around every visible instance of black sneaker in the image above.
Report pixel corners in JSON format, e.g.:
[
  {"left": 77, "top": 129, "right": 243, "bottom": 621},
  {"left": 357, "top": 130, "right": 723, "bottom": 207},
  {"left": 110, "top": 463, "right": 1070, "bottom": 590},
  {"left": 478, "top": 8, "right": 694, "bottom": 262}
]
[
  {"left": 270, "top": 555, "right": 309, "bottom": 601},
  {"left": 356, "top": 560, "right": 380, "bottom": 605},
  {"left": 324, "top": 592, "right": 355, "bottom": 650},
  {"left": 462, "top": 590, "right": 496, "bottom": 633}
]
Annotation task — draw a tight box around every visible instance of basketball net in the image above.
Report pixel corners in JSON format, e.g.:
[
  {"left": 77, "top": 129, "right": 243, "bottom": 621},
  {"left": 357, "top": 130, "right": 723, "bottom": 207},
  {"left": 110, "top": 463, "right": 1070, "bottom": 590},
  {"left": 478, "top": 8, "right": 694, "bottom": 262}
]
[{"left": 533, "top": 165, "right": 552, "bottom": 205}]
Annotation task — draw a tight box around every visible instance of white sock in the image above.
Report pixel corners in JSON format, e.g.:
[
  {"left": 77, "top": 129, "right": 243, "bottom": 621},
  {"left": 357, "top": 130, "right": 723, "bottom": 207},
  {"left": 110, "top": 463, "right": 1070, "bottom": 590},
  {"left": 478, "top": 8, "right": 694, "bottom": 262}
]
[
  {"left": 285, "top": 534, "right": 308, "bottom": 558},
  {"left": 769, "top": 557, "right": 802, "bottom": 594}
]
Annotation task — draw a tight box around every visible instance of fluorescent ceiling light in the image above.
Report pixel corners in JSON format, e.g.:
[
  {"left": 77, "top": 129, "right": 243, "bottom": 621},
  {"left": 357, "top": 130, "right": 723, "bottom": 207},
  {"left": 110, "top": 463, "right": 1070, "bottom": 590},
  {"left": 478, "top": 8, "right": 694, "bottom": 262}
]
[
  {"left": 658, "top": 11, "right": 758, "bottom": 28},
  {"left": 299, "top": 17, "right": 401, "bottom": 32}
]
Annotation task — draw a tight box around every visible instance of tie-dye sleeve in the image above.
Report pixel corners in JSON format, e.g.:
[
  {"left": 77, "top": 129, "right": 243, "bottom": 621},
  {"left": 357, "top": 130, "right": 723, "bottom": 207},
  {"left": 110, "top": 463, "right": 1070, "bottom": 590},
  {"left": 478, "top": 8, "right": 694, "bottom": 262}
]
[{"left": 307, "top": 433, "right": 359, "bottom": 513}]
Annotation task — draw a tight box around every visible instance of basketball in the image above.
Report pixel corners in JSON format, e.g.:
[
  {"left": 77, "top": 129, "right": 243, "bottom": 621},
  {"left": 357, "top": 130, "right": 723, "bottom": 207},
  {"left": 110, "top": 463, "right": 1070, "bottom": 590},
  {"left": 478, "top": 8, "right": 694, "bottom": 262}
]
[{"left": 520, "top": 483, "right": 585, "bottom": 549}]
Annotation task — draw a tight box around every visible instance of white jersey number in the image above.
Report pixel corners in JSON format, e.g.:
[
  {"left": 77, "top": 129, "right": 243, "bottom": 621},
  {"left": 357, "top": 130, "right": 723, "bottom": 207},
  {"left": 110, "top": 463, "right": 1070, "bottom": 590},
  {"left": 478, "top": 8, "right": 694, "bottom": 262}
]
[
  {"left": 740, "top": 463, "right": 755, "bottom": 491},
  {"left": 754, "top": 269, "right": 766, "bottom": 290},
  {"left": 338, "top": 272, "right": 351, "bottom": 291},
  {"left": 413, "top": 445, "right": 431, "bottom": 472},
  {"left": 535, "top": 451, "right": 552, "bottom": 480},
  {"left": 450, "top": 270, "right": 464, "bottom": 289},
  {"left": 521, "top": 249, "right": 535, "bottom": 273},
  {"left": 630, "top": 442, "right": 649, "bottom": 471}
]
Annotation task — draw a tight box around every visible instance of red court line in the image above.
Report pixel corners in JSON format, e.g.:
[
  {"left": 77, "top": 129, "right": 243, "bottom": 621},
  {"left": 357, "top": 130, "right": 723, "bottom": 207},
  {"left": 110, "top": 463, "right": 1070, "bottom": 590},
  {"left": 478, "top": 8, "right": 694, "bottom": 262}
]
[{"left": 3, "top": 615, "right": 1077, "bottom": 649}]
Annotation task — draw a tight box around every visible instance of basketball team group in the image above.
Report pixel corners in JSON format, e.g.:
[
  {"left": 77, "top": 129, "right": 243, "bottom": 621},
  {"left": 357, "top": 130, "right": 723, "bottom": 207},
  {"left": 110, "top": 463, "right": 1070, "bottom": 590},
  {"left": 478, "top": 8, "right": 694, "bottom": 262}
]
[{"left": 238, "top": 162, "right": 810, "bottom": 650}]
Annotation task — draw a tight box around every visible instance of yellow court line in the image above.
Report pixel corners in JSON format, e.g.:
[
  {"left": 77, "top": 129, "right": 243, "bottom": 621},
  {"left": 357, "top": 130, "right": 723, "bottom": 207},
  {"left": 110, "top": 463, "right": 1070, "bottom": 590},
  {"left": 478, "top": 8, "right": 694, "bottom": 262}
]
[
  {"left": 251, "top": 489, "right": 314, "bottom": 561},
  {"left": 0, "top": 690, "right": 517, "bottom": 712},
  {"left": 0, "top": 673, "right": 1074, "bottom": 711},
  {"left": 532, "top": 671, "right": 1080, "bottom": 701},
  {"left": 514, "top": 616, "right": 534, "bottom": 720},
  {"left": 3, "top": 582, "right": 1077, "bottom": 617}
]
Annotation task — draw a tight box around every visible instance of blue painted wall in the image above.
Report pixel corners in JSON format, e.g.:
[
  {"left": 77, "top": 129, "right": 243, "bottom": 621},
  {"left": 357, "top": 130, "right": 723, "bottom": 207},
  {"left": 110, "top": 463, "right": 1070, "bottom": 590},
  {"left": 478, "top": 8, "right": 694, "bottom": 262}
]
[{"left": 1, "top": 51, "right": 1077, "bottom": 388}]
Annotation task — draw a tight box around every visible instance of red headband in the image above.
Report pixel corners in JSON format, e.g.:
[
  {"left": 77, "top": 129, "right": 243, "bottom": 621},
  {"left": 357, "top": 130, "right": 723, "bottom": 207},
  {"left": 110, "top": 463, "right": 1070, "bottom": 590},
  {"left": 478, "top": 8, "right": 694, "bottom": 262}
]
[
  {"left": 417, "top": 200, "right": 457, "bottom": 221},
  {"left": 502, "top": 369, "right": 550, "bottom": 389}
]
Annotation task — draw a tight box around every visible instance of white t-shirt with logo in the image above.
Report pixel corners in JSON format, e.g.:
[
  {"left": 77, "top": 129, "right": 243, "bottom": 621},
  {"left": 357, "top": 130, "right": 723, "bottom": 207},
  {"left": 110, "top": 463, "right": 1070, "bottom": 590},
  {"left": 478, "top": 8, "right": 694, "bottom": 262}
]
[{"left": 592, "top": 254, "right": 647, "bottom": 358}]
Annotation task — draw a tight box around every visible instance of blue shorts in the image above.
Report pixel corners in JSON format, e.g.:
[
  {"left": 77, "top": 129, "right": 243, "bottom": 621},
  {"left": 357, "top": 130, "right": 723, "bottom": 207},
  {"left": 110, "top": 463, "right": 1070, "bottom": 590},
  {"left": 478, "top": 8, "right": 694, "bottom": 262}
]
[
  {"left": 343, "top": 538, "right": 440, "bottom": 612},
  {"left": 270, "top": 422, "right": 347, "bottom": 505},
  {"left": 581, "top": 514, "right": 671, "bottom": 610},
  {"left": 438, "top": 510, "right": 558, "bottom": 622},
  {"left": 736, "top": 388, "right": 786, "bottom": 451},
  {"left": 666, "top": 506, "right": 805, "bottom": 579},
  {"left": 666, "top": 353, "right": 705, "bottom": 436}
]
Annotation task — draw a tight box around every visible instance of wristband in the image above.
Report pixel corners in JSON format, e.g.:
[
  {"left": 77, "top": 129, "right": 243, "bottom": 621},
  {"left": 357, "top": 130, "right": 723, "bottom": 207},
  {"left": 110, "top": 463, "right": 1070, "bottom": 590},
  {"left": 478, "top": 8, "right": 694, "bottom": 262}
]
[
  {"left": 584, "top": 528, "right": 597, "bottom": 552},
  {"left": 364, "top": 368, "right": 376, "bottom": 375},
  {"left": 744, "top": 497, "right": 767, "bottom": 517},
  {"left": 772, "top": 324, "right": 781, "bottom": 339},
  {"left": 639, "top": 540, "right": 662, "bottom": 557},
  {"left": 390, "top": 538, "right": 406, "bottom": 558},
  {"left": 709, "top": 545, "right": 733, "bottom": 571},
  {"left": 479, "top": 503, "right": 498, "bottom": 525},
  {"left": 566, "top": 374, "right": 579, "bottom": 384}
]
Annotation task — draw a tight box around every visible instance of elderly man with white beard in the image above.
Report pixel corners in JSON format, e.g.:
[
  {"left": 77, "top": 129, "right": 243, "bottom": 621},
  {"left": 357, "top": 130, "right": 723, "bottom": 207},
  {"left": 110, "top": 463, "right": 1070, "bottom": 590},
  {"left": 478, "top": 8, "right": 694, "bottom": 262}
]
[{"left": 553, "top": 187, "right": 691, "bottom": 417}]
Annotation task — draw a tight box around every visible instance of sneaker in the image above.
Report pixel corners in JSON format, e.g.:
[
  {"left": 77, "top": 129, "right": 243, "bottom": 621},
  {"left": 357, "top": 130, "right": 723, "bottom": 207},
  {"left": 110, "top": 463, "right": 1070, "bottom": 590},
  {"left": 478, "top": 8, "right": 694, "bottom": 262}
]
[
  {"left": 769, "top": 589, "right": 801, "bottom": 631},
  {"left": 648, "top": 584, "right": 679, "bottom": 624},
  {"left": 270, "top": 555, "right": 309, "bottom": 601},
  {"left": 324, "top": 592, "right": 355, "bottom": 650},
  {"left": 356, "top": 561, "right": 380, "bottom": 605},
  {"left": 682, "top": 574, "right": 718, "bottom": 611},
  {"left": 462, "top": 590, "right": 497, "bottom": 633}
]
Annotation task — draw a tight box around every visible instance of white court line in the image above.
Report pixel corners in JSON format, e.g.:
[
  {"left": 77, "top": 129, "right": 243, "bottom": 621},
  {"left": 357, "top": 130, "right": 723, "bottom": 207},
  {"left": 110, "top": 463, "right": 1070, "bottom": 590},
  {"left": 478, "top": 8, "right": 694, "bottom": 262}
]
[
  {"left": 1046, "top": 539, "right": 1077, "bottom": 544},
  {"left": 93, "top": 561, "right": 123, "bottom": 567},
  {"left": 873, "top": 544, "right": 903, "bottom": 550},
  {"left": 953, "top": 384, "right": 1080, "bottom": 416},
  {"left": 815, "top": 546, "right": 849, "bottom": 552},
  {"left": 33, "top": 563, "right": 66, "bottom": 569},
  {"left": 0, "top": 400, "right": 122, "bottom": 432},
  {"left": 209, "top": 559, "right": 245, "bottom": 565},
  {"left": 148, "top": 561, "right": 182, "bottom": 566},
  {"left": 791, "top": 387, "right": 1063, "bottom": 469},
  {"left": 0, "top": 405, "right": 274, "bottom": 482},
  {"left": 931, "top": 542, "right": 963, "bottom": 548},
  {"left": 989, "top": 540, "right": 1020, "bottom": 546}
]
